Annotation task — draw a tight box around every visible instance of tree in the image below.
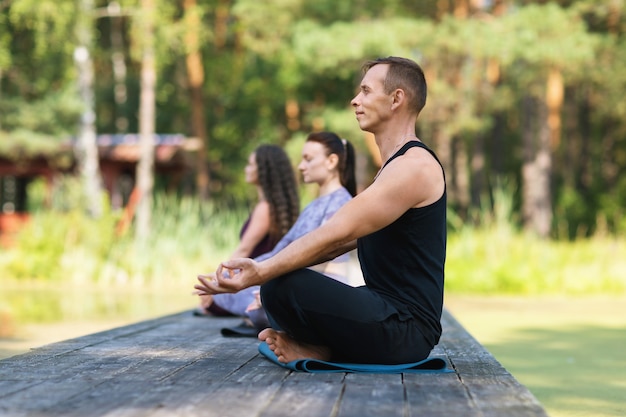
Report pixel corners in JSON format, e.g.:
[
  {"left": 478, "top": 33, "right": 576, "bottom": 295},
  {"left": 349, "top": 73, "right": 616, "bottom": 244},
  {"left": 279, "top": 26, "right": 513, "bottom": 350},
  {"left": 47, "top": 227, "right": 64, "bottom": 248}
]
[
  {"left": 2, "top": 0, "right": 625, "bottom": 238},
  {"left": 183, "top": 0, "right": 210, "bottom": 200},
  {"left": 502, "top": 3, "right": 596, "bottom": 237},
  {"left": 74, "top": 0, "right": 103, "bottom": 218},
  {"left": 135, "top": 0, "right": 156, "bottom": 240}
]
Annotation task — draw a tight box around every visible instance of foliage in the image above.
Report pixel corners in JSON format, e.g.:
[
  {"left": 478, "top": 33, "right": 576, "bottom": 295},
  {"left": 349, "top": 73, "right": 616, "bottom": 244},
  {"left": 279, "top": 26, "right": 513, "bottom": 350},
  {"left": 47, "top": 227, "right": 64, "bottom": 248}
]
[
  {"left": 4, "top": 0, "right": 78, "bottom": 94},
  {"left": 502, "top": 3, "right": 597, "bottom": 68},
  {"left": 0, "top": 0, "right": 625, "bottom": 237},
  {"left": 445, "top": 183, "right": 626, "bottom": 294},
  {"left": 446, "top": 225, "right": 626, "bottom": 294},
  {"left": 0, "top": 87, "right": 83, "bottom": 142},
  {"left": 2, "top": 93, "right": 81, "bottom": 134},
  {"left": 2, "top": 185, "right": 625, "bottom": 296},
  {"left": 1, "top": 186, "right": 243, "bottom": 286}
]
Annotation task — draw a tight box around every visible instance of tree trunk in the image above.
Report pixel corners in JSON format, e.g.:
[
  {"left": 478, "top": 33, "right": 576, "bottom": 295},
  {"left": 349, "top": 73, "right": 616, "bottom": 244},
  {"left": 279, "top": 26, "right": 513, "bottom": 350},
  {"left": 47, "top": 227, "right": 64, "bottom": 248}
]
[
  {"left": 470, "top": 133, "right": 486, "bottom": 208},
  {"left": 109, "top": 1, "right": 129, "bottom": 132},
  {"left": 183, "top": 0, "right": 210, "bottom": 200},
  {"left": 453, "top": 136, "right": 470, "bottom": 217},
  {"left": 432, "top": 122, "right": 454, "bottom": 199},
  {"left": 454, "top": 0, "right": 469, "bottom": 18},
  {"left": 546, "top": 67, "right": 563, "bottom": 150},
  {"left": 578, "top": 86, "right": 592, "bottom": 192},
  {"left": 75, "top": 0, "right": 102, "bottom": 218},
  {"left": 135, "top": 0, "right": 156, "bottom": 240},
  {"left": 535, "top": 104, "right": 552, "bottom": 238},
  {"left": 471, "top": 57, "right": 499, "bottom": 209},
  {"left": 561, "top": 86, "right": 582, "bottom": 192},
  {"left": 521, "top": 94, "right": 552, "bottom": 238},
  {"left": 492, "top": 0, "right": 507, "bottom": 16}
]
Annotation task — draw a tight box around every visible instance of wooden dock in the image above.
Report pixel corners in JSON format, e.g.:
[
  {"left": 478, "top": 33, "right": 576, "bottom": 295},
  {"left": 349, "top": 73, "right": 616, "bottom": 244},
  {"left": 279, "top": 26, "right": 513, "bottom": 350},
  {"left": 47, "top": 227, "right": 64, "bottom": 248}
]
[{"left": 0, "top": 309, "right": 548, "bottom": 416}]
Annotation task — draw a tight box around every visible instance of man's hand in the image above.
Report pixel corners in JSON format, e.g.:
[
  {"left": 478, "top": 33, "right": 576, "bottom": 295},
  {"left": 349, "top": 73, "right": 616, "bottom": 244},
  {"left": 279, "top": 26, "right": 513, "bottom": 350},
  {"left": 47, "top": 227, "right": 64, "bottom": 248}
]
[{"left": 193, "top": 258, "right": 261, "bottom": 296}]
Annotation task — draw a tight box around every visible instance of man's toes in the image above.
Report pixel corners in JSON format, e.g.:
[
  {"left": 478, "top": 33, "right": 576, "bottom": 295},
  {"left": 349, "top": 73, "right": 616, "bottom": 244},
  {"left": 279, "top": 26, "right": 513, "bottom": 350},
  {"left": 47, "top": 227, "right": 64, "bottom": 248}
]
[{"left": 258, "top": 328, "right": 272, "bottom": 340}]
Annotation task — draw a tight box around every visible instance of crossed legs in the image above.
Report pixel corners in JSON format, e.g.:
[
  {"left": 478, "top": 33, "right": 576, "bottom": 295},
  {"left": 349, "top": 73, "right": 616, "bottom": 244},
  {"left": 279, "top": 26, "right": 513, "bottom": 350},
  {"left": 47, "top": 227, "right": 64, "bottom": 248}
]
[{"left": 258, "top": 268, "right": 435, "bottom": 364}]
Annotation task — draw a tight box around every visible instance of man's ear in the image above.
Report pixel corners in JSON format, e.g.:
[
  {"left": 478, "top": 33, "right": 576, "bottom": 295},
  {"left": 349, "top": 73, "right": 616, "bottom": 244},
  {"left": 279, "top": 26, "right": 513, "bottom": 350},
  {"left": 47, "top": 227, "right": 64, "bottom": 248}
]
[{"left": 391, "top": 89, "right": 404, "bottom": 110}]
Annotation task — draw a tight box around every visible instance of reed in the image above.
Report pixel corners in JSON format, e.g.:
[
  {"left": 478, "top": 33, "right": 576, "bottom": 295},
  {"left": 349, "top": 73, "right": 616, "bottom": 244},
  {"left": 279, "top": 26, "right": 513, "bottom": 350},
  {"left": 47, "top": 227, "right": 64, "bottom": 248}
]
[
  {"left": 2, "top": 185, "right": 624, "bottom": 295},
  {"left": 2, "top": 192, "right": 245, "bottom": 287}
]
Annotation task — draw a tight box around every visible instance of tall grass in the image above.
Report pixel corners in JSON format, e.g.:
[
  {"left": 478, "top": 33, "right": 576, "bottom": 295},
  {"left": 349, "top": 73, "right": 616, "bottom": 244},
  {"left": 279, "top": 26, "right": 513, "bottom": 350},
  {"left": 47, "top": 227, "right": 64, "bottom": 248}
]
[
  {"left": 445, "top": 183, "right": 626, "bottom": 294},
  {"left": 445, "top": 227, "right": 626, "bottom": 294},
  {"left": 2, "top": 182, "right": 625, "bottom": 295},
  {"left": 2, "top": 192, "right": 246, "bottom": 288}
]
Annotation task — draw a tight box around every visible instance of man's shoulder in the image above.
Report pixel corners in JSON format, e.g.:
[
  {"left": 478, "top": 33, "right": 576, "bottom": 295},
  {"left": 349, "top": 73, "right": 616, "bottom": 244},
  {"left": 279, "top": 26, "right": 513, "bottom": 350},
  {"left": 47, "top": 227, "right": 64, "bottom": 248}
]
[
  {"left": 386, "top": 146, "right": 440, "bottom": 175},
  {"left": 375, "top": 146, "right": 444, "bottom": 208}
]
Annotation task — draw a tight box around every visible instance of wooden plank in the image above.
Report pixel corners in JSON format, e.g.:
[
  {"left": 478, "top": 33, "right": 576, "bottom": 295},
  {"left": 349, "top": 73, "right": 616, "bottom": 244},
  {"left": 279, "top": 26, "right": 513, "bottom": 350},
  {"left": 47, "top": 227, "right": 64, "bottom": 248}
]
[
  {"left": 336, "top": 374, "right": 406, "bottom": 417},
  {"left": 32, "top": 321, "right": 262, "bottom": 416},
  {"left": 0, "top": 309, "right": 549, "bottom": 417},
  {"left": 404, "top": 373, "right": 480, "bottom": 417},
  {"left": 259, "top": 372, "right": 345, "bottom": 417}
]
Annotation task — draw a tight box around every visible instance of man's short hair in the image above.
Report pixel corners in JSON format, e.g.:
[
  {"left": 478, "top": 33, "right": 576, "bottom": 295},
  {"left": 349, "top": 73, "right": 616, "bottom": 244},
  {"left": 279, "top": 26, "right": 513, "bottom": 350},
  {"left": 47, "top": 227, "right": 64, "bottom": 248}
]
[{"left": 362, "top": 56, "right": 427, "bottom": 115}]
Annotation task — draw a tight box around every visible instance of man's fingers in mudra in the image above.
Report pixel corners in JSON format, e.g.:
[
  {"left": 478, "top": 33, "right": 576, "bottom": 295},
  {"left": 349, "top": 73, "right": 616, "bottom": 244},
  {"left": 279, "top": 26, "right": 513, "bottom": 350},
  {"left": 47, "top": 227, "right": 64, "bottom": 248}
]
[
  {"left": 216, "top": 263, "right": 238, "bottom": 280},
  {"left": 194, "top": 274, "right": 218, "bottom": 294},
  {"left": 215, "top": 264, "right": 242, "bottom": 289}
]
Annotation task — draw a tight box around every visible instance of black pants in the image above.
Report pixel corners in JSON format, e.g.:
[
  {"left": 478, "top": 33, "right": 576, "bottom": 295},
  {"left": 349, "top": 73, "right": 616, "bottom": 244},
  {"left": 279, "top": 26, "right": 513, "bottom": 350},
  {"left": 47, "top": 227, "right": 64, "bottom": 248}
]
[{"left": 260, "top": 268, "right": 433, "bottom": 364}]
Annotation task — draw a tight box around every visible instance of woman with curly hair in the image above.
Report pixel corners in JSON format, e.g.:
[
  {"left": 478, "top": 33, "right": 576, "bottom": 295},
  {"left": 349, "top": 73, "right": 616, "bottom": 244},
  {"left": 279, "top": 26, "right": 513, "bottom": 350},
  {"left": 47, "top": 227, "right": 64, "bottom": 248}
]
[{"left": 195, "top": 144, "right": 299, "bottom": 316}]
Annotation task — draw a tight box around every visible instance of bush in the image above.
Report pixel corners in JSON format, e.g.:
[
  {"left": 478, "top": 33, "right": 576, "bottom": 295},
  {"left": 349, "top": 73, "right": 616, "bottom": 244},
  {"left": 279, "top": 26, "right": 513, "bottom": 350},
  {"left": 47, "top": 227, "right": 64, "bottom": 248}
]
[
  {"left": 1, "top": 192, "right": 245, "bottom": 287},
  {"left": 2, "top": 185, "right": 625, "bottom": 295}
]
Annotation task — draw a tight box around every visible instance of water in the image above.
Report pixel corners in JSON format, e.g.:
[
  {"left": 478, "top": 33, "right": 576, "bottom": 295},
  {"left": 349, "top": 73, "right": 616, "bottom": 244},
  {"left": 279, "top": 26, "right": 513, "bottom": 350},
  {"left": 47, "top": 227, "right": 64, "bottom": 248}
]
[{"left": 0, "top": 282, "right": 197, "bottom": 359}]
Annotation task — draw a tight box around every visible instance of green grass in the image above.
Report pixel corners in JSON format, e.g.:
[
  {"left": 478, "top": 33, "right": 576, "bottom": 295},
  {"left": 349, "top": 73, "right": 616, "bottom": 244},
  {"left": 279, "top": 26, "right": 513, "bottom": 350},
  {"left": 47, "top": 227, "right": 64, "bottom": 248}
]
[
  {"left": 445, "top": 223, "right": 626, "bottom": 295},
  {"left": 446, "top": 295, "right": 626, "bottom": 417}
]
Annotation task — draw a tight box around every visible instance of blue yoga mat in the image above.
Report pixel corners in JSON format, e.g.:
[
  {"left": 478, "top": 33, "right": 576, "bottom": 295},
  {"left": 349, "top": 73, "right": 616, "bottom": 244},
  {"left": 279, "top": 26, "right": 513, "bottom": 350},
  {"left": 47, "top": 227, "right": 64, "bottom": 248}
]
[{"left": 258, "top": 342, "right": 452, "bottom": 374}]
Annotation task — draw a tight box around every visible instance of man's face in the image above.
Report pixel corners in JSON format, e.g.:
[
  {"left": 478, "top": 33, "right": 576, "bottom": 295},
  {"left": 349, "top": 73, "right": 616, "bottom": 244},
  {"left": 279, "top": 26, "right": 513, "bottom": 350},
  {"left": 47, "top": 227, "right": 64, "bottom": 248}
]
[{"left": 351, "top": 64, "right": 393, "bottom": 133}]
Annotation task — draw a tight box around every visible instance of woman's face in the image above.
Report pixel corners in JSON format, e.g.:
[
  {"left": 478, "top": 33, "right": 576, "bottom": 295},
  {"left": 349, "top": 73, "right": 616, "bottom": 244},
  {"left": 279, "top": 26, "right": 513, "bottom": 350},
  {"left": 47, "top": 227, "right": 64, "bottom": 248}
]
[
  {"left": 244, "top": 152, "right": 259, "bottom": 184},
  {"left": 298, "top": 141, "right": 335, "bottom": 185}
]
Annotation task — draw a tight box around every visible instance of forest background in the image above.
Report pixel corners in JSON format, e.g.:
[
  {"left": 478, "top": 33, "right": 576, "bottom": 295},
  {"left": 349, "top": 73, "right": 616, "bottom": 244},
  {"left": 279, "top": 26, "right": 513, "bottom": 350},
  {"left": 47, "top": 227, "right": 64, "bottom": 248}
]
[
  {"left": 3, "top": 0, "right": 624, "bottom": 291},
  {"left": 1, "top": 0, "right": 625, "bottom": 338},
  {"left": 1, "top": 0, "right": 625, "bottom": 326},
  {"left": 1, "top": 0, "right": 625, "bottom": 240}
]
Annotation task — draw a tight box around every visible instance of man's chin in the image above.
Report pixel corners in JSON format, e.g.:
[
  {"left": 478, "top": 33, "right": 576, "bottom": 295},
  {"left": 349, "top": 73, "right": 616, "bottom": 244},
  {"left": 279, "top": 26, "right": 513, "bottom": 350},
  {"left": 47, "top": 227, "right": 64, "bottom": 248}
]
[{"left": 359, "top": 124, "right": 374, "bottom": 134}]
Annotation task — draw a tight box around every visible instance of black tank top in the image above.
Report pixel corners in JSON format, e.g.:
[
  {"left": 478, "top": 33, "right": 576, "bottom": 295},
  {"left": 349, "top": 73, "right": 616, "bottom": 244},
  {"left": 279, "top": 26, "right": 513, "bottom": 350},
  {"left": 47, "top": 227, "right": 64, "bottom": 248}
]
[{"left": 357, "top": 141, "right": 446, "bottom": 344}]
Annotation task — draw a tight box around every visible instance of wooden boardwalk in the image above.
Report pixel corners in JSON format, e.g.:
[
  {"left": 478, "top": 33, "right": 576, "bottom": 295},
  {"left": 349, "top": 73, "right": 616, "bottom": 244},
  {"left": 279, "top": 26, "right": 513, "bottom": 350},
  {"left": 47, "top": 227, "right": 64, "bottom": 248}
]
[{"left": 0, "top": 309, "right": 548, "bottom": 417}]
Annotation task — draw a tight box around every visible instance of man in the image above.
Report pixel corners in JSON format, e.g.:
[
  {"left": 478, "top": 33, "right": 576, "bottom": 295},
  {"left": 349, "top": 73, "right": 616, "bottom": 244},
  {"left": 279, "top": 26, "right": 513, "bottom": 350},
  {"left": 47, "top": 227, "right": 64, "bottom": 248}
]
[{"left": 195, "top": 56, "right": 446, "bottom": 364}]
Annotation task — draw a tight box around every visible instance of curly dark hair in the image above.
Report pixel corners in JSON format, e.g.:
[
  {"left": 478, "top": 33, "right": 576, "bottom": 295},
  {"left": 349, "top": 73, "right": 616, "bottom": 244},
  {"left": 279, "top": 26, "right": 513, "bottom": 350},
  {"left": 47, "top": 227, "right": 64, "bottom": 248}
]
[
  {"left": 254, "top": 145, "right": 300, "bottom": 244},
  {"left": 306, "top": 132, "right": 357, "bottom": 197}
]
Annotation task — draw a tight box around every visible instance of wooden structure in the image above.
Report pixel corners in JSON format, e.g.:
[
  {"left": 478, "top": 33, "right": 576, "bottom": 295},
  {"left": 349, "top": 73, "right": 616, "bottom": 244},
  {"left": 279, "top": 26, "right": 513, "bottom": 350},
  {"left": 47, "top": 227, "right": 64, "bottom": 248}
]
[
  {"left": 0, "top": 309, "right": 548, "bottom": 416},
  {"left": 0, "top": 135, "right": 199, "bottom": 243},
  {"left": 97, "top": 134, "right": 200, "bottom": 209},
  {"left": 0, "top": 145, "right": 74, "bottom": 245}
]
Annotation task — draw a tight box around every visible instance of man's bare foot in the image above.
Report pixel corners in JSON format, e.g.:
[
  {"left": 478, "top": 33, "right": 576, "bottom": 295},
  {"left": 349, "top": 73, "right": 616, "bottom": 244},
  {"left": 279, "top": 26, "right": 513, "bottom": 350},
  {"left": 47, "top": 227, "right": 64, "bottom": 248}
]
[{"left": 258, "top": 328, "right": 331, "bottom": 363}]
